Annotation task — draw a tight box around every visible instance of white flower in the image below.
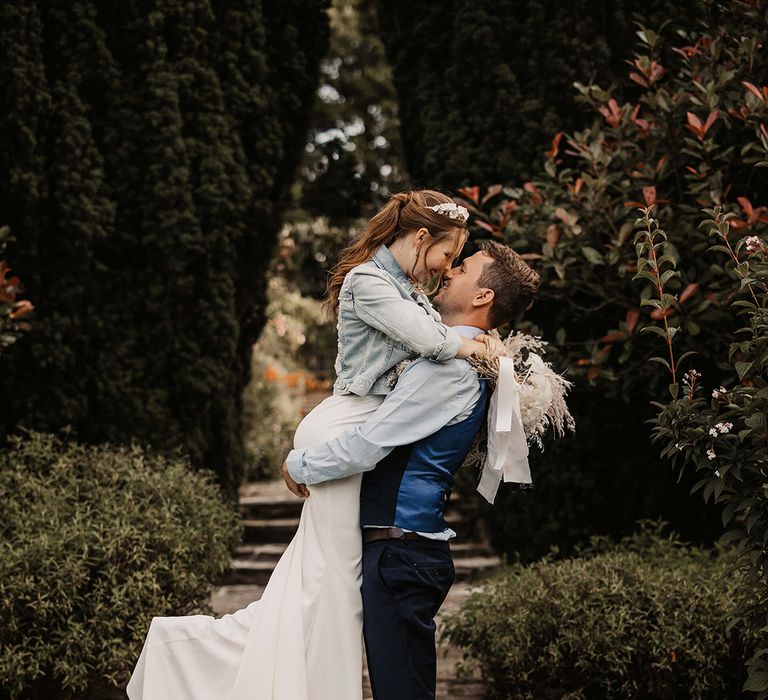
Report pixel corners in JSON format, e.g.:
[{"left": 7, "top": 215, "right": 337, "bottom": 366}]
[
  {"left": 675, "top": 442, "right": 683, "bottom": 451},
  {"left": 682, "top": 369, "right": 702, "bottom": 390},
  {"left": 709, "top": 427, "right": 718, "bottom": 437},
  {"left": 715, "top": 469, "right": 721, "bottom": 477},
  {"left": 707, "top": 449, "right": 716, "bottom": 461},
  {"left": 745, "top": 236, "right": 766, "bottom": 255},
  {"left": 712, "top": 386, "right": 727, "bottom": 399},
  {"left": 716, "top": 422, "right": 733, "bottom": 434}
]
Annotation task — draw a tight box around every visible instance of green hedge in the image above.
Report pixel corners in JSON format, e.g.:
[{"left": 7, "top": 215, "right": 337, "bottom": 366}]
[
  {"left": 0, "top": 432, "right": 241, "bottom": 698},
  {"left": 0, "top": 0, "right": 330, "bottom": 498},
  {"left": 444, "top": 526, "right": 753, "bottom": 699},
  {"left": 375, "top": 0, "right": 700, "bottom": 188},
  {"left": 479, "top": 390, "right": 722, "bottom": 563}
]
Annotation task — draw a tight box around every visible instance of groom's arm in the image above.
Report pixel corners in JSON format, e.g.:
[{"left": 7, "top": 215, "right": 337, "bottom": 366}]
[{"left": 285, "top": 360, "right": 481, "bottom": 486}]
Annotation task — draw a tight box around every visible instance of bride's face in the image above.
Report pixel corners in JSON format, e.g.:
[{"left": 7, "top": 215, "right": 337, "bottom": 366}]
[{"left": 410, "top": 228, "right": 467, "bottom": 284}]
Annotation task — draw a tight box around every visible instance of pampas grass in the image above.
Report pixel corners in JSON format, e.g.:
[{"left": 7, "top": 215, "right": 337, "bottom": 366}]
[{"left": 468, "top": 330, "right": 575, "bottom": 448}]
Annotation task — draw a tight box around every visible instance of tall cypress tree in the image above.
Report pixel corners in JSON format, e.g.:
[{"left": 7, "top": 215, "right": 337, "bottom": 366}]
[
  {"left": 0, "top": 0, "right": 330, "bottom": 498},
  {"left": 376, "top": 0, "right": 697, "bottom": 187},
  {"left": 0, "top": 1, "right": 50, "bottom": 323}
]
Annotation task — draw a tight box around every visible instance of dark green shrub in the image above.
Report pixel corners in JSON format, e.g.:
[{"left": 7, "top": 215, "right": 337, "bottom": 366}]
[
  {"left": 638, "top": 203, "right": 768, "bottom": 693},
  {"left": 375, "top": 0, "right": 700, "bottom": 188},
  {"left": 444, "top": 526, "right": 753, "bottom": 699},
  {"left": 453, "top": 0, "right": 766, "bottom": 560},
  {"left": 0, "top": 431, "right": 241, "bottom": 699},
  {"left": 0, "top": 1, "right": 330, "bottom": 498}
]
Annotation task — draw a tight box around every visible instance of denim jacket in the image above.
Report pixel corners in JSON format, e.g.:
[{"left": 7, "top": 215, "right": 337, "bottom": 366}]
[{"left": 333, "top": 245, "right": 462, "bottom": 396}]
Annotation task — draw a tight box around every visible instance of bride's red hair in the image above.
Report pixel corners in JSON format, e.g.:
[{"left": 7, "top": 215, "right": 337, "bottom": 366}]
[{"left": 325, "top": 190, "right": 468, "bottom": 318}]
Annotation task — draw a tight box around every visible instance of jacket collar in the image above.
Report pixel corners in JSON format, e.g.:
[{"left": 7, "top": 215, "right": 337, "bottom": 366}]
[{"left": 372, "top": 245, "right": 416, "bottom": 293}]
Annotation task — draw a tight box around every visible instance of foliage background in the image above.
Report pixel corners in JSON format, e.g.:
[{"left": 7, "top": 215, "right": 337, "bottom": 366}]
[
  {"left": 0, "top": 431, "right": 240, "bottom": 697},
  {"left": 370, "top": 0, "right": 768, "bottom": 563},
  {"left": 376, "top": 0, "right": 700, "bottom": 189},
  {"left": 0, "top": 0, "right": 330, "bottom": 499}
]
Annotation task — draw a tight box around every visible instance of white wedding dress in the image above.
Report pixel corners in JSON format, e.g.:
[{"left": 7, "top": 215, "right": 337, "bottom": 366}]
[{"left": 126, "top": 393, "right": 383, "bottom": 700}]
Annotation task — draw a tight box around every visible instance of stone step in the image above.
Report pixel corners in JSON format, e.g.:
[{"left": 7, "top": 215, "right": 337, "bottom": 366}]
[
  {"left": 233, "top": 542, "right": 289, "bottom": 562},
  {"left": 454, "top": 555, "right": 502, "bottom": 581},
  {"left": 238, "top": 492, "right": 470, "bottom": 521},
  {"left": 242, "top": 517, "right": 301, "bottom": 544},
  {"left": 219, "top": 551, "right": 500, "bottom": 586},
  {"left": 450, "top": 541, "right": 495, "bottom": 559},
  {"left": 233, "top": 541, "right": 491, "bottom": 563},
  {"left": 239, "top": 495, "right": 304, "bottom": 520},
  {"left": 219, "top": 559, "right": 279, "bottom": 586},
  {"left": 241, "top": 515, "right": 478, "bottom": 545}
]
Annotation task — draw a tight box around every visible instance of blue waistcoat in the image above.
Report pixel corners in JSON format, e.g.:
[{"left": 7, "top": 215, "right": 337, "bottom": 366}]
[{"left": 360, "top": 380, "right": 489, "bottom": 533}]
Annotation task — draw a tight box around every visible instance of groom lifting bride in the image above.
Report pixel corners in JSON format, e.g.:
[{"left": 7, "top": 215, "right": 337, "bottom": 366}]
[
  {"left": 128, "top": 192, "right": 542, "bottom": 700},
  {"left": 282, "top": 240, "right": 540, "bottom": 700}
]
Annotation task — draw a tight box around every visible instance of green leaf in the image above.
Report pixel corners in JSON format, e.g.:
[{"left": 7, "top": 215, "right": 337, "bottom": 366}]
[
  {"left": 743, "top": 671, "right": 768, "bottom": 692},
  {"left": 633, "top": 270, "right": 658, "bottom": 284},
  {"left": 677, "top": 351, "right": 697, "bottom": 364},
  {"left": 660, "top": 269, "right": 679, "bottom": 284},
  {"left": 581, "top": 246, "right": 605, "bottom": 265},
  {"left": 649, "top": 356, "right": 671, "bottom": 370},
  {"left": 640, "top": 325, "right": 669, "bottom": 339}
]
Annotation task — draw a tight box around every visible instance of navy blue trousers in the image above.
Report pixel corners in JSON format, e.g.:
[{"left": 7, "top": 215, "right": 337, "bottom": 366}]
[{"left": 361, "top": 538, "right": 455, "bottom": 700}]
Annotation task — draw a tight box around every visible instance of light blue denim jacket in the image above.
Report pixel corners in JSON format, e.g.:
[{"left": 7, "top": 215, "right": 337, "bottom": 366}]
[{"left": 332, "top": 245, "right": 462, "bottom": 396}]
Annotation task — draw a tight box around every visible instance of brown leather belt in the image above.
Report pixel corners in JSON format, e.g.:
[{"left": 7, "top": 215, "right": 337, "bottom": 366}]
[{"left": 362, "top": 527, "right": 428, "bottom": 543}]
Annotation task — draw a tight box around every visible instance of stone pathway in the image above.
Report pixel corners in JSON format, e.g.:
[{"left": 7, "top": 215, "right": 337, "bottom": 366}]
[{"left": 210, "top": 479, "right": 495, "bottom": 699}]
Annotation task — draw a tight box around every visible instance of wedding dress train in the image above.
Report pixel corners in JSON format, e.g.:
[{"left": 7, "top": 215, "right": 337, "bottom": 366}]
[{"left": 126, "top": 393, "right": 383, "bottom": 700}]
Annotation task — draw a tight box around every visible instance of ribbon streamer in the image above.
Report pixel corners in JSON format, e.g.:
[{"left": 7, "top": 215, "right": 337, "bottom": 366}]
[{"left": 477, "top": 356, "right": 531, "bottom": 504}]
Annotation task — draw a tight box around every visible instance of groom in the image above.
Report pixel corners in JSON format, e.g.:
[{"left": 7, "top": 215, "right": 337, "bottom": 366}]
[{"left": 283, "top": 241, "right": 539, "bottom": 699}]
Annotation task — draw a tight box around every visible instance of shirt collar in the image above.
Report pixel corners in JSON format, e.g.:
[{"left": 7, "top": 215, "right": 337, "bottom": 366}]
[
  {"left": 372, "top": 245, "right": 415, "bottom": 292},
  {"left": 451, "top": 325, "right": 485, "bottom": 339}
]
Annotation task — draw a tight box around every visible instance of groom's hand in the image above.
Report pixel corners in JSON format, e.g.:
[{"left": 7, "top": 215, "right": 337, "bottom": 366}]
[{"left": 281, "top": 461, "right": 310, "bottom": 499}]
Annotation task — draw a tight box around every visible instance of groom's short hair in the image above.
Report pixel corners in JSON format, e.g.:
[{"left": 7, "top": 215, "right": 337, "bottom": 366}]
[{"left": 478, "top": 241, "right": 540, "bottom": 327}]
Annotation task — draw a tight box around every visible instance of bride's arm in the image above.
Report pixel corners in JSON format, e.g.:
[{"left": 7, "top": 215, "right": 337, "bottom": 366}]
[
  {"left": 348, "top": 268, "right": 464, "bottom": 361},
  {"left": 348, "top": 269, "right": 498, "bottom": 360}
]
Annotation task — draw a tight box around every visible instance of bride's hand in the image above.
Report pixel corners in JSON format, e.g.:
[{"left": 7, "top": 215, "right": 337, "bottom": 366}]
[
  {"left": 475, "top": 333, "right": 508, "bottom": 356},
  {"left": 455, "top": 334, "right": 508, "bottom": 359},
  {"left": 456, "top": 336, "right": 487, "bottom": 359},
  {"left": 281, "top": 461, "right": 309, "bottom": 499}
]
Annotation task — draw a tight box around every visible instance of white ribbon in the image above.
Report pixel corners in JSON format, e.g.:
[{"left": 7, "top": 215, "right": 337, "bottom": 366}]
[{"left": 477, "top": 356, "right": 531, "bottom": 504}]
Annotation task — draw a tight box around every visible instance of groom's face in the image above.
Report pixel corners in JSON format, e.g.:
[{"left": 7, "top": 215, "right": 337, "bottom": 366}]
[{"left": 433, "top": 251, "right": 491, "bottom": 315}]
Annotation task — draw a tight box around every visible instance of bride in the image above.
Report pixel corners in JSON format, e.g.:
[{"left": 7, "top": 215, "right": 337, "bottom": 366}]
[{"left": 126, "top": 190, "right": 499, "bottom": 699}]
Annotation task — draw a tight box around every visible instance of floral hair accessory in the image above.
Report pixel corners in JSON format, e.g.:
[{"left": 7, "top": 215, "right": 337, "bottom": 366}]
[{"left": 428, "top": 202, "right": 469, "bottom": 223}]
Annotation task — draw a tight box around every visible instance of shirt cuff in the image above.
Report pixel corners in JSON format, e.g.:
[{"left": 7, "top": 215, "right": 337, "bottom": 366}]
[
  {"left": 285, "top": 448, "right": 309, "bottom": 484},
  {"left": 434, "top": 326, "right": 463, "bottom": 362}
]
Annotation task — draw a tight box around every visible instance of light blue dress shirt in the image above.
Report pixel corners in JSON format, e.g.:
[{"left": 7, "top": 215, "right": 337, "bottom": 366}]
[
  {"left": 286, "top": 325, "right": 483, "bottom": 487},
  {"left": 286, "top": 325, "right": 484, "bottom": 539}
]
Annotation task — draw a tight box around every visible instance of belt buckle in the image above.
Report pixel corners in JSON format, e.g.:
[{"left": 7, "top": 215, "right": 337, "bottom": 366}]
[{"left": 387, "top": 527, "right": 406, "bottom": 540}]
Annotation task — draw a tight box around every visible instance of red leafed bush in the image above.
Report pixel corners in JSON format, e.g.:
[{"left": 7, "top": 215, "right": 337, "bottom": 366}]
[
  {"left": 0, "top": 224, "right": 34, "bottom": 356},
  {"left": 459, "top": 0, "right": 768, "bottom": 399}
]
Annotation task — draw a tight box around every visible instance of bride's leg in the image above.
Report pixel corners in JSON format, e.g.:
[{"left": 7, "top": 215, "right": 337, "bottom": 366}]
[{"left": 302, "top": 472, "right": 364, "bottom": 700}]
